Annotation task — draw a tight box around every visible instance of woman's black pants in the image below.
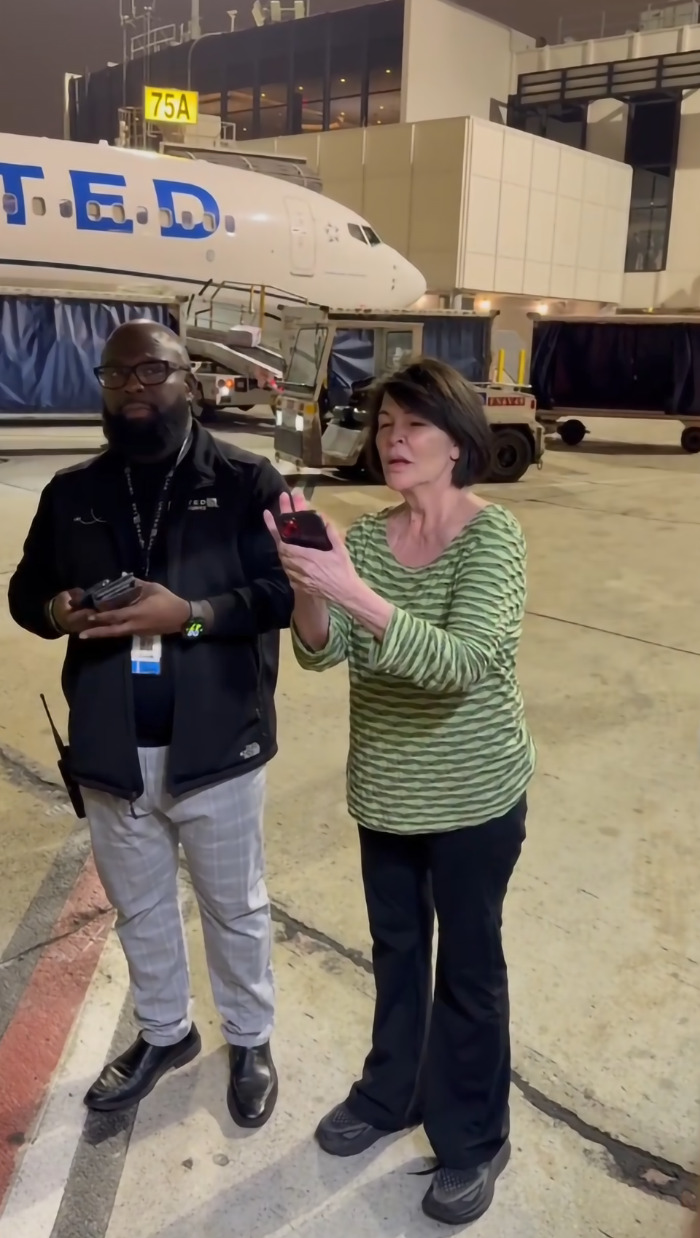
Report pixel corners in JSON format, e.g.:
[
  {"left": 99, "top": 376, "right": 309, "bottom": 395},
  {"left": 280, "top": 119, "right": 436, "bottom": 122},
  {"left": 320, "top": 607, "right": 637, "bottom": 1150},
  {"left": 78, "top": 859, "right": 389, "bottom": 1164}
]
[{"left": 347, "top": 795, "right": 527, "bottom": 1171}]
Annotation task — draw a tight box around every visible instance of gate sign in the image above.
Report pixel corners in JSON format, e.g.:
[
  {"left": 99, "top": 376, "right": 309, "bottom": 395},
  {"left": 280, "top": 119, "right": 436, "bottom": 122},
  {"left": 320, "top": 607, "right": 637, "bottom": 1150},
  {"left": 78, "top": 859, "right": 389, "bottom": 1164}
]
[{"left": 144, "top": 86, "right": 199, "bottom": 125}]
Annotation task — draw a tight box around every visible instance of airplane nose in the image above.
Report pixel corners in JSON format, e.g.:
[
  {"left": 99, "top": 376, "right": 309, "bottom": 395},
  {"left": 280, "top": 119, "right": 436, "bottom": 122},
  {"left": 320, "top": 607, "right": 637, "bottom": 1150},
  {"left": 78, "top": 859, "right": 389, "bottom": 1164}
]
[{"left": 391, "top": 252, "right": 427, "bottom": 308}]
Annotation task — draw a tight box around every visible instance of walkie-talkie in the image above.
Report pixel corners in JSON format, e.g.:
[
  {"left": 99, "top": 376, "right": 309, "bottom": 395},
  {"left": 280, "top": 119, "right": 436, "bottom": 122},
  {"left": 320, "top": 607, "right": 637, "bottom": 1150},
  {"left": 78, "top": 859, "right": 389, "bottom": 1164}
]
[{"left": 40, "top": 694, "right": 86, "bottom": 819}]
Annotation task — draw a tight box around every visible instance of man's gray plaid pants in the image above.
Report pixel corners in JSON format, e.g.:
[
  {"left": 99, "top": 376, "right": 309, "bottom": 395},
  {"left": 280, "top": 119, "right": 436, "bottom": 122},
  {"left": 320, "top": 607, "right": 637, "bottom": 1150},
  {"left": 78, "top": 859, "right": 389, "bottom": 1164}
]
[{"left": 81, "top": 746, "right": 274, "bottom": 1048}]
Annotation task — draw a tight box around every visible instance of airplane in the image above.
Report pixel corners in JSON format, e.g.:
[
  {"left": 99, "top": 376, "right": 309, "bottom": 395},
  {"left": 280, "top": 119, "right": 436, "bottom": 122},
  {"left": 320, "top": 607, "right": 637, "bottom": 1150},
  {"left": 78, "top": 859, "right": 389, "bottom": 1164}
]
[{"left": 0, "top": 132, "right": 426, "bottom": 312}]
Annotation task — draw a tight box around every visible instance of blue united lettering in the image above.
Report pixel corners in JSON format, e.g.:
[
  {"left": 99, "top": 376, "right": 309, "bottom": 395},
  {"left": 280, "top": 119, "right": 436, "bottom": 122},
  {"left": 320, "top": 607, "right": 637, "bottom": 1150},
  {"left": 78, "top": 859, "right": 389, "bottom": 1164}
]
[
  {"left": 0, "top": 162, "right": 221, "bottom": 239},
  {"left": 0, "top": 163, "right": 45, "bottom": 225},
  {"left": 70, "top": 170, "right": 134, "bottom": 235}
]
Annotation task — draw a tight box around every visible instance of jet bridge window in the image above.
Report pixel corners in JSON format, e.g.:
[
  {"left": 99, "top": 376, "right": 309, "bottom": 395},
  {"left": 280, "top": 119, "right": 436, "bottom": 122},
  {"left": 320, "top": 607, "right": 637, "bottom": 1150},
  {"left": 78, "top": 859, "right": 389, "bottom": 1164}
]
[
  {"left": 2, "top": 194, "right": 18, "bottom": 216},
  {"left": 348, "top": 223, "right": 367, "bottom": 243},
  {"left": 59, "top": 200, "right": 73, "bottom": 219}
]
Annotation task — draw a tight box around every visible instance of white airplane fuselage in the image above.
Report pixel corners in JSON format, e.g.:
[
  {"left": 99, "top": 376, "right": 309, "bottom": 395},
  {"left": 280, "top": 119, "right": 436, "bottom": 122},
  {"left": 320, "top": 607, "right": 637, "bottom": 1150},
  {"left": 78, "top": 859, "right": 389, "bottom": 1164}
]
[{"left": 0, "top": 133, "right": 426, "bottom": 310}]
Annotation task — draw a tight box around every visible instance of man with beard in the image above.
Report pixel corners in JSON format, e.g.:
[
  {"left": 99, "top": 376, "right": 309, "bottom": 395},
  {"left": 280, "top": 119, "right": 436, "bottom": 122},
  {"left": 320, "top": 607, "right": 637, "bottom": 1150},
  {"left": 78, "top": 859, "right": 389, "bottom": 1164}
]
[{"left": 8, "top": 319, "right": 293, "bottom": 1127}]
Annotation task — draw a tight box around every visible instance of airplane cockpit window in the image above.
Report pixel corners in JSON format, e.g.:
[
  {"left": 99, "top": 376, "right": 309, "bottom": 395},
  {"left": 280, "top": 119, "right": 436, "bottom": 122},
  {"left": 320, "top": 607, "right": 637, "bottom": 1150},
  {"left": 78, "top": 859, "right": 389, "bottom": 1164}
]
[
  {"left": 32, "top": 197, "right": 46, "bottom": 217},
  {"left": 159, "top": 207, "right": 174, "bottom": 229},
  {"left": 224, "top": 215, "right": 236, "bottom": 235},
  {"left": 2, "top": 194, "right": 18, "bottom": 216},
  {"left": 363, "top": 227, "right": 381, "bottom": 247},
  {"left": 136, "top": 207, "right": 149, "bottom": 225},
  {"left": 87, "top": 202, "right": 101, "bottom": 221},
  {"left": 348, "top": 223, "right": 367, "bottom": 243},
  {"left": 59, "top": 200, "right": 73, "bottom": 219}
]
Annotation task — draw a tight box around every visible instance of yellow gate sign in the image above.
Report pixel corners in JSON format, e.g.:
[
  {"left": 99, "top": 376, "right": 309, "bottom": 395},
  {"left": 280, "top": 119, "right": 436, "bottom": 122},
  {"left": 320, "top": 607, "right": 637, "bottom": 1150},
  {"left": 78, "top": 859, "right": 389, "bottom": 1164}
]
[{"left": 144, "top": 86, "right": 199, "bottom": 125}]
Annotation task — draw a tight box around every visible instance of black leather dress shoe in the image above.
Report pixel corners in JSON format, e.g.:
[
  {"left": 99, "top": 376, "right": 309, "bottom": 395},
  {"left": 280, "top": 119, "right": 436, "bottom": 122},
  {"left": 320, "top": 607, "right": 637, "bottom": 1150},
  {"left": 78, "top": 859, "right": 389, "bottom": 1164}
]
[
  {"left": 84, "top": 1026, "right": 201, "bottom": 1113},
  {"left": 227, "top": 1042, "right": 278, "bottom": 1129}
]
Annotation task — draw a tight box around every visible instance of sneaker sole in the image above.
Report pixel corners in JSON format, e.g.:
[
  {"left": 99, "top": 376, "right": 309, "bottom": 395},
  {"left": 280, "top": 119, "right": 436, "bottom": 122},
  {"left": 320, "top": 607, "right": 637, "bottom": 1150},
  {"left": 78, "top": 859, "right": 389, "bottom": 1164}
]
[
  {"left": 84, "top": 1035, "right": 202, "bottom": 1113},
  {"left": 227, "top": 1076, "right": 279, "bottom": 1129},
  {"left": 421, "top": 1140, "right": 511, "bottom": 1226}
]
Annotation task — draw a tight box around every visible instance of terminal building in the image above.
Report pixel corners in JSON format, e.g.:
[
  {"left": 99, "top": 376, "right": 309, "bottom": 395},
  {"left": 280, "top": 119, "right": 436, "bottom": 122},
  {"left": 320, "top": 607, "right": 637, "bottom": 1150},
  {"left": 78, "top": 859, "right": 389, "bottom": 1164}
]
[{"left": 68, "top": 0, "right": 700, "bottom": 356}]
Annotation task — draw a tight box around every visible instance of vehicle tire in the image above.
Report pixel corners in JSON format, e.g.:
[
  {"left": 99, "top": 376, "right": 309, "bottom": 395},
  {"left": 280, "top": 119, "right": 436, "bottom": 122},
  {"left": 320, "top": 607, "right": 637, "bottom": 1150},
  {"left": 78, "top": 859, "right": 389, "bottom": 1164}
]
[
  {"left": 488, "top": 428, "right": 533, "bottom": 483},
  {"left": 557, "top": 418, "right": 587, "bottom": 446},
  {"left": 680, "top": 426, "right": 700, "bottom": 454}
]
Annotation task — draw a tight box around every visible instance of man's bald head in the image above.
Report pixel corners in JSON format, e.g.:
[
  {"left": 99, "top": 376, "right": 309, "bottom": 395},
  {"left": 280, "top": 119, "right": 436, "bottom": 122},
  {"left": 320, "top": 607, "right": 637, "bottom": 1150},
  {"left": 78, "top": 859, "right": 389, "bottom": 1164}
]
[
  {"left": 98, "top": 319, "right": 195, "bottom": 461},
  {"left": 102, "top": 319, "right": 190, "bottom": 368}
]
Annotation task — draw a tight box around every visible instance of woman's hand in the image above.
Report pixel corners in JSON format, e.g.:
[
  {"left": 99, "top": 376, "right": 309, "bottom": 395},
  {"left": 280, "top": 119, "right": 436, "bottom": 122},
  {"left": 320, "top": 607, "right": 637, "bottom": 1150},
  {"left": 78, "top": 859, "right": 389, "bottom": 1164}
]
[{"left": 264, "top": 491, "right": 360, "bottom": 608}]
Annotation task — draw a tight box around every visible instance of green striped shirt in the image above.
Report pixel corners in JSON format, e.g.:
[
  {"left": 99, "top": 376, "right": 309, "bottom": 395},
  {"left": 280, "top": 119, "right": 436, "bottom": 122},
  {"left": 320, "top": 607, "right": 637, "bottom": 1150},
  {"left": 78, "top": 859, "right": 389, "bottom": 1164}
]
[{"left": 292, "top": 504, "right": 535, "bottom": 833}]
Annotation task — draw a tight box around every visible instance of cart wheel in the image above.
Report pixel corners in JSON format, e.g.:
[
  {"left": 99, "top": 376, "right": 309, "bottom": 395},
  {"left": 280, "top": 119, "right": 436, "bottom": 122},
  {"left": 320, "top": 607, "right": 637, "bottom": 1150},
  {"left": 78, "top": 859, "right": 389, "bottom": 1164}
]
[
  {"left": 557, "top": 419, "right": 587, "bottom": 447},
  {"left": 680, "top": 426, "right": 700, "bottom": 454},
  {"left": 192, "top": 383, "right": 218, "bottom": 422},
  {"left": 488, "top": 428, "right": 533, "bottom": 483}
]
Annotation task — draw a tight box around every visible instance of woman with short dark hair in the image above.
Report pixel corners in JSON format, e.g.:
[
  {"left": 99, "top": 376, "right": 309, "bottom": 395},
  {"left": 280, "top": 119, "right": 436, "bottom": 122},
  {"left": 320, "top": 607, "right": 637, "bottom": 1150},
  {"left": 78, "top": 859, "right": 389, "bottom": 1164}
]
[{"left": 264, "top": 357, "right": 535, "bottom": 1227}]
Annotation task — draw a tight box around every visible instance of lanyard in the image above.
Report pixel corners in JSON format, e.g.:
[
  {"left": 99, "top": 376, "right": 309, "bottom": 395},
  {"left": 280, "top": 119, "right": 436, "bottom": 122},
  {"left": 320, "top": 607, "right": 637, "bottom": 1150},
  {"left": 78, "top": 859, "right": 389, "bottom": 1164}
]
[{"left": 124, "top": 432, "right": 191, "bottom": 578}]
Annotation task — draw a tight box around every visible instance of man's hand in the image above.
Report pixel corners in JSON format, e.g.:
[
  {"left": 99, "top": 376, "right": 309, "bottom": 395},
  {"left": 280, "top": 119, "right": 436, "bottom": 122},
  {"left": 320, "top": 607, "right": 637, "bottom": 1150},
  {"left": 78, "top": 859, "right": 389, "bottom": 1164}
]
[
  {"left": 78, "top": 582, "right": 190, "bottom": 640},
  {"left": 50, "top": 589, "right": 96, "bottom": 635}
]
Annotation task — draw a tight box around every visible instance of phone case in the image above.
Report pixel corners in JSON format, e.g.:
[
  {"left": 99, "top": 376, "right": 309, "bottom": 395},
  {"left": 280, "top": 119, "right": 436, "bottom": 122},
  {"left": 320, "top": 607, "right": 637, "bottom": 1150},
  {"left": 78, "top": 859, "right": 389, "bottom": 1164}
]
[
  {"left": 276, "top": 510, "right": 333, "bottom": 551},
  {"left": 82, "top": 576, "right": 142, "bottom": 611}
]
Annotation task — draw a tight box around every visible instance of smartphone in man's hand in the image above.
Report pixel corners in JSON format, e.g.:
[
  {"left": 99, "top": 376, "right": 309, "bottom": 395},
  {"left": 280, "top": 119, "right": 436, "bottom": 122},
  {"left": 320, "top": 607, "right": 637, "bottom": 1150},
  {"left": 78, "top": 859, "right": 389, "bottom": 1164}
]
[{"left": 73, "top": 575, "right": 142, "bottom": 612}]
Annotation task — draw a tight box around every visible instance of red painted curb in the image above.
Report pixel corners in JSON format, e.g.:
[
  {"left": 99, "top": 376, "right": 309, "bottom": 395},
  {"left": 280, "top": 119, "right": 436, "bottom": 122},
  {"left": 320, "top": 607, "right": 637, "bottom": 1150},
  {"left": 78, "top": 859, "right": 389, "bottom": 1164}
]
[{"left": 0, "top": 856, "right": 113, "bottom": 1206}]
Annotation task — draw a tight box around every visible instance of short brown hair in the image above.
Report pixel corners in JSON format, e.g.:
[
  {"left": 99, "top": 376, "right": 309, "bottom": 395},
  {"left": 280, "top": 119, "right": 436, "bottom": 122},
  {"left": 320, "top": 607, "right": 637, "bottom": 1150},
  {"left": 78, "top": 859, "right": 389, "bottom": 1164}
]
[{"left": 364, "top": 357, "right": 493, "bottom": 488}]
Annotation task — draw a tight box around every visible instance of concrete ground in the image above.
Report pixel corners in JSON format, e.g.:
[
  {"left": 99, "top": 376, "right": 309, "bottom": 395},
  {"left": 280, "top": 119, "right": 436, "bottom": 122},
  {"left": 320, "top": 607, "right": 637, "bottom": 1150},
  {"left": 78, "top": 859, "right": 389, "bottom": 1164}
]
[{"left": 0, "top": 411, "right": 698, "bottom": 1238}]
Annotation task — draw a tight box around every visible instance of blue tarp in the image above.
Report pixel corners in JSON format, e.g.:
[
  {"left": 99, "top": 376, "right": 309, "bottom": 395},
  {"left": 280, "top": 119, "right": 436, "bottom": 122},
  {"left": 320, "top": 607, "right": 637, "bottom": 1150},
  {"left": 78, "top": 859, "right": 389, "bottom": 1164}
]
[
  {"left": 420, "top": 317, "right": 490, "bottom": 382},
  {"left": 0, "top": 297, "right": 176, "bottom": 413},
  {"left": 327, "top": 329, "right": 375, "bottom": 402}
]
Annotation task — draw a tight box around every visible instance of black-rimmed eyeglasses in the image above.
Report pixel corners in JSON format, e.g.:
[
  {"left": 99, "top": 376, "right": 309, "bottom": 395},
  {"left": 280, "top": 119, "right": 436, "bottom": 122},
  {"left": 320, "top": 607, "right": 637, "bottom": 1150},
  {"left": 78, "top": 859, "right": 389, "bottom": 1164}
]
[{"left": 94, "top": 361, "right": 191, "bottom": 390}]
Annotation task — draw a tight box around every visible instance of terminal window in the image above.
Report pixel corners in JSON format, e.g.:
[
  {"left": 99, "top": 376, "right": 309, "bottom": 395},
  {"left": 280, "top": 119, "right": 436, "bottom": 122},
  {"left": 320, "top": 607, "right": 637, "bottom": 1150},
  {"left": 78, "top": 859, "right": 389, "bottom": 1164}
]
[
  {"left": 226, "top": 86, "right": 254, "bottom": 138},
  {"left": 624, "top": 98, "right": 679, "bottom": 274}
]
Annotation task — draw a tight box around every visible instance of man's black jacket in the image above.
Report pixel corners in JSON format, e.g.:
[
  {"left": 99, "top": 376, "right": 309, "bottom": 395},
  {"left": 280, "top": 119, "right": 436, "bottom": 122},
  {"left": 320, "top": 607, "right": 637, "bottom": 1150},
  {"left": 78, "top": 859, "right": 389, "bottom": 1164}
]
[{"left": 8, "top": 423, "right": 294, "bottom": 800}]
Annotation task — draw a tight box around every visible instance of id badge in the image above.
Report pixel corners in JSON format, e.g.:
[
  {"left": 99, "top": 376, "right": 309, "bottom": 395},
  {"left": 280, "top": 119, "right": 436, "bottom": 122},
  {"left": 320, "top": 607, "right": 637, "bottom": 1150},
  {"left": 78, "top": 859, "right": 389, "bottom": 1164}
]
[{"left": 131, "top": 636, "right": 162, "bottom": 676}]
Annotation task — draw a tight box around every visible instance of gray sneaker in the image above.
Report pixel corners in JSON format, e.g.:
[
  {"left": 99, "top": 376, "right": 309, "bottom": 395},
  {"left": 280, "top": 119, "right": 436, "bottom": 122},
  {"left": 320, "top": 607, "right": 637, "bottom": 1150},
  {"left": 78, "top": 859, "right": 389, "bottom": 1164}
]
[
  {"left": 421, "top": 1140, "right": 511, "bottom": 1225},
  {"left": 315, "top": 1102, "right": 389, "bottom": 1158}
]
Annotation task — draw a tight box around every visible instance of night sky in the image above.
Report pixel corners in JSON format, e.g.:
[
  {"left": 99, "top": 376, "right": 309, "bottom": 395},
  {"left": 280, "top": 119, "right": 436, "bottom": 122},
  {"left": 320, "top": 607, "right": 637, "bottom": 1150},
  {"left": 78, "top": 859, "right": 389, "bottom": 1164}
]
[{"left": 0, "top": 0, "right": 645, "bottom": 138}]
